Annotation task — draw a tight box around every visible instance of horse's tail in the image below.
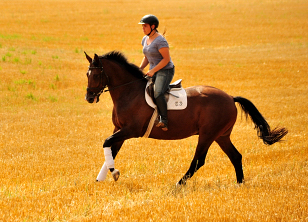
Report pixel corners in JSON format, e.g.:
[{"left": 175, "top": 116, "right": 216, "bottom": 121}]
[{"left": 233, "top": 96, "right": 288, "bottom": 145}]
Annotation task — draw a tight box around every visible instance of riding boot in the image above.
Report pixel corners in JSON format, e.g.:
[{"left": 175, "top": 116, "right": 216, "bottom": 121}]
[{"left": 155, "top": 95, "right": 168, "bottom": 131}]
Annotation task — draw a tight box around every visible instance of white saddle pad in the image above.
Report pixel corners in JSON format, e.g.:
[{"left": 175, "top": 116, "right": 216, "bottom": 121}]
[{"left": 145, "top": 79, "right": 187, "bottom": 110}]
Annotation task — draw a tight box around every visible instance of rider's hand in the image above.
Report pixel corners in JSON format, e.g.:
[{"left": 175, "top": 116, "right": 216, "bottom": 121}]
[{"left": 146, "top": 69, "right": 155, "bottom": 77}]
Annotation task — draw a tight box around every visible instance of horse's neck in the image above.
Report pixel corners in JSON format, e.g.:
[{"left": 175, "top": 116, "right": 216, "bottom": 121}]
[{"left": 104, "top": 60, "right": 145, "bottom": 104}]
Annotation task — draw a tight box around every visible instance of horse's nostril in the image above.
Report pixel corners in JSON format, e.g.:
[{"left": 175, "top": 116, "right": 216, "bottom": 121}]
[{"left": 86, "top": 95, "right": 94, "bottom": 103}]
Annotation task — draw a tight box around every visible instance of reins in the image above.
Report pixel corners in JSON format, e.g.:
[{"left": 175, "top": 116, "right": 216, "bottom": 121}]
[
  {"left": 87, "top": 65, "right": 147, "bottom": 97},
  {"left": 105, "top": 76, "right": 147, "bottom": 92}
]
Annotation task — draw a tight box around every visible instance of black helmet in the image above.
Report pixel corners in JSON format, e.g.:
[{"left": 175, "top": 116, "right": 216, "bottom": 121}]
[{"left": 138, "top": 14, "right": 159, "bottom": 29}]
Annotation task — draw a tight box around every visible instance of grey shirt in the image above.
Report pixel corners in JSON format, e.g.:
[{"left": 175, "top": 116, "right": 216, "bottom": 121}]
[{"left": 141, "top": 35, "right": 174, "bottom": 70}]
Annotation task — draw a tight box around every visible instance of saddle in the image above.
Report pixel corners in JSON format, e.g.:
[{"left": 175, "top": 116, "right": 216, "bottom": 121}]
[{"left": 145, "top": 79, "right": 187, "bottom": 110}]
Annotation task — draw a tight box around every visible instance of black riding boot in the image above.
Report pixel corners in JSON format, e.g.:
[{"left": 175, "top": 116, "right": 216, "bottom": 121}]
[{"left": 155, "top": 95, "right": 168, "bottom": 131}]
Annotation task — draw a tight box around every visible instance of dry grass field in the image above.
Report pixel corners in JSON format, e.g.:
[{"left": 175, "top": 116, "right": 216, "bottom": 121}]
[{"left": 1, "top": 0, "right": 307, "bottom": 221}]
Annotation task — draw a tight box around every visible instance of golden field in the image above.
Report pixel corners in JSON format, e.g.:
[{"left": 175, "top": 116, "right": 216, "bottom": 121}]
[{"left": 0, "top": 0, "right": 307, "bottom": 221}]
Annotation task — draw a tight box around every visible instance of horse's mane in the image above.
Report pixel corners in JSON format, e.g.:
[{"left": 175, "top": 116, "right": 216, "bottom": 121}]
[{"left": 100, "top": 51, "right": 146, "bottom": 80}]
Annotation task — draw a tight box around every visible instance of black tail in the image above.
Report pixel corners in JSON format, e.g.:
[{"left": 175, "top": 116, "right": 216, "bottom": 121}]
[{"left": 234, "top": 96, "right": 288, "bottom": 145}]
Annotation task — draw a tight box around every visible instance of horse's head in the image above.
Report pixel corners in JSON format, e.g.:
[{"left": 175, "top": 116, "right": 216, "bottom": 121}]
[{"left": 84, "top": 52, "right": 109, "bottom": 103}]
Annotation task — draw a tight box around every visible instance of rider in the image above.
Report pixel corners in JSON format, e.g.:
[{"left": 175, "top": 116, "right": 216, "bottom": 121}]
[{"left": 139, "top": 14, "right": 175, "bottom": 131}]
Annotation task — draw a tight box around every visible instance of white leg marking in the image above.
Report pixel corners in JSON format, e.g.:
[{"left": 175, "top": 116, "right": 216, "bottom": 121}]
[
  {"left": 104, "top": 147, "right": 115, "bottom": 169},
  {"left": 96, "top": 162, "right": 108, "bottom": 181}
]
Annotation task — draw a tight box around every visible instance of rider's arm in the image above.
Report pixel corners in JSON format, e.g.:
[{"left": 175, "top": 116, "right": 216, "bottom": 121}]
[
  {"left": 139, "top": 56, "right": 149, "bottom": 71},
  {"left": 146, "top": 47, "right": 170, "bottom": 77}
]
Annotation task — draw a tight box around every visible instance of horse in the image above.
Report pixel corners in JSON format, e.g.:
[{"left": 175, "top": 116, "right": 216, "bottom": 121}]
[{"left": 84, "top": 51, "right": 288, "bottom": 185}]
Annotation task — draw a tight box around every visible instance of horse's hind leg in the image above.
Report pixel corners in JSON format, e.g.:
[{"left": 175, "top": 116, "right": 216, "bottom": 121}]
[
  {"left": 216, "top": 135, "right": 244, "bottom": 183},
  {"left": 177, "top": 137, "right": 214, "bottom": 186}
]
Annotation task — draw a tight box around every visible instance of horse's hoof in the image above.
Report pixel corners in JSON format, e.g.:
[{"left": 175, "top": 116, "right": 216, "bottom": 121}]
[
  {"left": 112, "top": 169, "right": 120, "bottom": 181},
  {"left": 176, "top": 180, "right": 186, "bottom": 188},
  {"left": 175, "top": 182, "right": 182, "bottom": 188}
]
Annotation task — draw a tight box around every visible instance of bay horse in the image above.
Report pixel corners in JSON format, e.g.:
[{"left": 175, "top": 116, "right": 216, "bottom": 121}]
[{"left": 84, "top": 51, "right": 288, "bottom": 185}]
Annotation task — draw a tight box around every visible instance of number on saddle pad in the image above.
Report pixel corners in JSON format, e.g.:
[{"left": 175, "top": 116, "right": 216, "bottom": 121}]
[{"left": 145, "top": 79, "right": 187, "bottom": 110}]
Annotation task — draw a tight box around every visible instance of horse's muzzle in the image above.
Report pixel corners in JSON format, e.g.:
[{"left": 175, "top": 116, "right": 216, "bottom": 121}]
[{"left": 85, "top": 93, "right": 99, "bottom": 103}]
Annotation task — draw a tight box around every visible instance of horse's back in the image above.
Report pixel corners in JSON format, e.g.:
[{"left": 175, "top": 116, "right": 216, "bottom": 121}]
[
  {"left": 185, "top": 85, "right": 237, "bottom": 137},
  {"left": 185, "top": 85, "right": 236, "bottom": 112},
  {"left": 149, "top": 85, "right": 237, "bottom": 140},
  {"left": 186, "top": 85, "right": 232, "bottom": 99}
]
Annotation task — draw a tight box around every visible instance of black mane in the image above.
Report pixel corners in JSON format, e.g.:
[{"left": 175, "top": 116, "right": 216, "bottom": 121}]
[{"left": 100, "top": 51, "right": 146, "bottom": 80}]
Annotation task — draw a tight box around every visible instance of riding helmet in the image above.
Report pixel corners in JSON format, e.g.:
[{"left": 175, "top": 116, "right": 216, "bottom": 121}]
[{"left": 138, "top": 14, "right": 159, "bottom": 29}]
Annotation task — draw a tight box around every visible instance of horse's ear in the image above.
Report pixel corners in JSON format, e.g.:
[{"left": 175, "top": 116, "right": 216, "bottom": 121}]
[
  {"left": 84, "top": 51, "right": 92, "bottom": 63},
  {"left": 94, "top": 54, "right": 99, "bottom": 62}
]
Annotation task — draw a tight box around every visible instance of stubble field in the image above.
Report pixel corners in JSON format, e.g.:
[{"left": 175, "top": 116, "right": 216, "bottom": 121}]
[{"left": 0, "top": 0, "right": 308, "bottom": 221}]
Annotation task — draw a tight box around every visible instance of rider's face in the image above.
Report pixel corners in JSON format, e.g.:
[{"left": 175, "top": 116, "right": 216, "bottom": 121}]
[{"left": 142, "top": 24, "right": 153, "bottom": 35}]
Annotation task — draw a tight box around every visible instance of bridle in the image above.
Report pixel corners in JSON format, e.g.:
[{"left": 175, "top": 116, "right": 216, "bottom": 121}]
[
  {"left": 86, "top": 66, "right": 109, "bottom": 98},
  {"left": 86, "top": 63, "right": 147, "bottom": 100}
]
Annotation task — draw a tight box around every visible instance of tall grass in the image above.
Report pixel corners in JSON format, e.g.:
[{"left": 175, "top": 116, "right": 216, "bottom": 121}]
[{"left": 0, "top": 0, "right": 307, "bottom": 221}]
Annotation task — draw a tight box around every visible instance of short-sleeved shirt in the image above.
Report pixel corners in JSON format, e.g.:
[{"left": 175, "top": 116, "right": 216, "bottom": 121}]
[{"left": 141, "top": 35, "right": 174, "bottom": 70}]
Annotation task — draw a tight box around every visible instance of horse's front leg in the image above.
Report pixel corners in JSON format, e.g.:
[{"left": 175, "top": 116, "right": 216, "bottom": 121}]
[
  {"left": 97, "top": 128, "right": 131, "bottom": 182},
  {"left": 96, "top": 140, "right": 124, "bottom": 181}
]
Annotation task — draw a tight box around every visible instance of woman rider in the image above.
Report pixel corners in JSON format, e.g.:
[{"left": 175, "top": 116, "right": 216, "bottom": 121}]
[{"left": 139, "top": 14, "right": 175, "bottom": 131}]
